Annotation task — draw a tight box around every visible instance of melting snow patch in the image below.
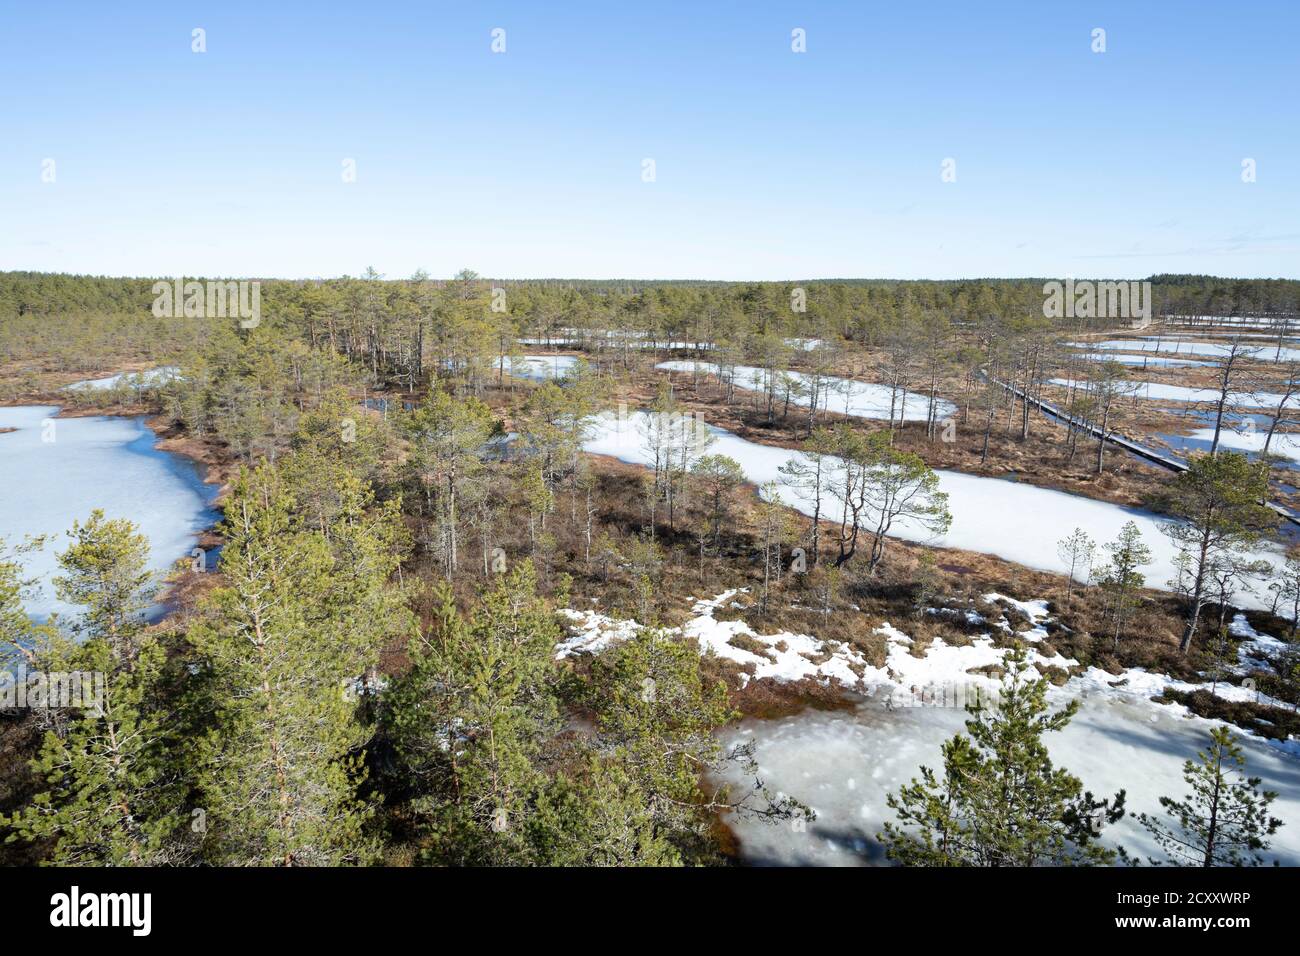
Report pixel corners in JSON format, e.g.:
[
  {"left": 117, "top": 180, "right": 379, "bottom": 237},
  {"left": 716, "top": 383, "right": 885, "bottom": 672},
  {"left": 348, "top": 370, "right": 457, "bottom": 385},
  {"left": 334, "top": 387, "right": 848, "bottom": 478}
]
[
  {"left": 925, "top": 606, "right": 986, "bottom": 626},
  {"left": 554, "top": 608, "right": 642, "bottom": 659},
  {"left": 983, "top": 592, "right": 1052, "bottom": 641},
  {"left": 1230, "top": 613, "right": 1289, "bottom": 670},
  {"left": 555, "top": 589, "right": 1296, "bottom": 750},
  {"left": 554, "top": 588, "right": 876, "bottom": 690}
]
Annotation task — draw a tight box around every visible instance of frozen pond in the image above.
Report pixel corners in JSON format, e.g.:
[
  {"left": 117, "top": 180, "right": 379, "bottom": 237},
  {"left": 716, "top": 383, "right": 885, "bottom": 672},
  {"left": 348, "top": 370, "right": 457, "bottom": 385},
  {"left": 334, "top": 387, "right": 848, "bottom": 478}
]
[
  {"left": 505, "top": 354, "right": 581, "bottom": 382},
  {"left": 656, "top": 361, "right": 955, "bottom": 423},
  {"left": 1185, "top": 429, "right": 1300, "bottom": 468},
  {"left": 519, "top": 330, "right": 712, "bottom": 350},
  {"left": 1145, "top": 332, "right": 1299, "bottom": 342},
  {"left": 0, "top": 406, "right": 218, "bottom": 623},
  {"left": 1050, "top": 377, "right": 1295, "bottom": 410},
  {"left": 1073, "top": 339, "right": 1300, "bottom": 363},
  {"left": 583, "top": 411, "right": 1283, "bottom": 607},
  {"left": 1071, "top": 352, "right": 1213, "bottom": 368},
  {"left": 64, "top": 366, "right": 179, "bottom": 391},
  {"left": 719, "top": 688, "right": 1300, "bottom": 866},
  {"left": 1151, "top": 408, "right": 1297, "bottom": 466}
]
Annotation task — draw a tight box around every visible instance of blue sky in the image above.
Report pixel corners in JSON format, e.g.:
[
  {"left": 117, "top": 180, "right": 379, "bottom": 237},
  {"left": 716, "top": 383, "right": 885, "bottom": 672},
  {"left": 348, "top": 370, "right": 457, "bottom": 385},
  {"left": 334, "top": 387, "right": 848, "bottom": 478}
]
[{"left": 1, "top": 1, "right": 1296, "bottom": 280}]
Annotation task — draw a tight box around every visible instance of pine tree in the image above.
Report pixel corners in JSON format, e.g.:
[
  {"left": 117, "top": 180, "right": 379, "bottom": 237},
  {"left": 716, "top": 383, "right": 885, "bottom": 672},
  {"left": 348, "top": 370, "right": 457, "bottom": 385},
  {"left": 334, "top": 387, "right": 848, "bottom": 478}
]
[
  {"left": 1056, "top": 527, "right": 1096, "bottom": 607},
  {"left": 3, "top": 519, "right": 185, "bottom": 864},
  {"left": 4, "top": 638, "right": 186, "bottom": 864},
  {"left": 690, "top": 454, "right": 745, "bottom": 557},
  {"left": 403, "top": 390, "right": 494, "bottom": 577},
  {"left": 1138, "top": 726, "right": 1283, "bottom": 866},
  {"left": 187, "top": 461, "right": 411, "bottom": 865},
  {"left": 755, "top": 481, "right": 791, "bottom": 612},
  {"left": 524, "top": 759, "right": 680, "bottom": 867},
  {"left": 52, "top": 509, "right": 155, "bottom": 661},
  {"left": 879, "top": 645, "right": 1125, "bottom": 865},
  {"left": 1096, "top": 521, "right": 1152, "bottom": 647},
  {"left": 588, "top": 627, "right": 809, "bottom": 854},
  {"left": 0, "top": 536, "right": 46, "bottom": 665},
  {"left": 859, "top": 433, "right": 951, "bottom": 574},
  {"left": 1160, "top": 453, "right": 1276, "bottom": 654},
  {"left": 777, "top": 426, "right": 835, "bottom": 565},
  {"left": 383, "top": 564, "right": 560, "bottom": 865}
]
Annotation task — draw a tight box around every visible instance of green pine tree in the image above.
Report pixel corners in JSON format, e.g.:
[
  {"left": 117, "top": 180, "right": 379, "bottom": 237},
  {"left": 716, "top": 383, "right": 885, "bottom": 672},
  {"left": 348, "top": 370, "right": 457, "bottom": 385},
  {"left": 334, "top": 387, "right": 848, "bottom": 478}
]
[
  {"left": 383, "top": 564, "right": 560, "bottom": 865},
  {"left": 3, "top": 519, "right": 185, "bottom": 864},
  {"left": 52, "top": 509, "right": 155, "bottom": 661},
  {"left": 1138, "top": 726, "right": 1283, "bottom": 866},
  {"left": 879, "top": 645, "right": 1126, "bottom": 865},
  {"left": 0, "top": 535, "right": 48, "bottom": 665},
  {"left": 187, "top": 461, "right": 411, "bottom": 865},
  {"left": 5, "top": 638, "right": 186, "bottom": 864},
  {"left": 588, "top": 626, "right": 810, "bottom": 856},
  {"left": 524, "top": 759, "right": 680, "bottom": 867}
]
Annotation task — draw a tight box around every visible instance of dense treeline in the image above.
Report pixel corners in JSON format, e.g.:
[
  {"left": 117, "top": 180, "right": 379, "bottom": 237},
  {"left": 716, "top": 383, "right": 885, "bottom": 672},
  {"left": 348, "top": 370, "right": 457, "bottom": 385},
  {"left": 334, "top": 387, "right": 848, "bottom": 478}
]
[{"left": 5, "top": 270, "right": 1300, "bottom": 379}]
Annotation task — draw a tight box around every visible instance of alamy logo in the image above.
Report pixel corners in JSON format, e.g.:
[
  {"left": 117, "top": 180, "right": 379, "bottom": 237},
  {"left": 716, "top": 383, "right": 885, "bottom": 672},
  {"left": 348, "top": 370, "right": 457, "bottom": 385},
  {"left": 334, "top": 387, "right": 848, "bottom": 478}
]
[
  {"left": 887, "top": 681, "right": 999, "bottom": 711},
  {"left": 1, "top": 670, "right": 104, "bottom": 716},
  {"left": 152, "top": 278, "right": 262, "bottom": 328},
  {"left": 50, "top": 886, "right": 151, "bottom": 936},
  {"left": 1042, "top": 279, "right": 1151, "bottom": 321}
]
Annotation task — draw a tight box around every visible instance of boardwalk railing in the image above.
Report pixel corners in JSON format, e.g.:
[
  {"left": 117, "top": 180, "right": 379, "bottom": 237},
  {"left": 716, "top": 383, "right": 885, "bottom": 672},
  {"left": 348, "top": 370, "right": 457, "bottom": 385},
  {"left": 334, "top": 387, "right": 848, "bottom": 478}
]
[{"left": 984, "top": 372, "right": 1300, "bottom": 528}]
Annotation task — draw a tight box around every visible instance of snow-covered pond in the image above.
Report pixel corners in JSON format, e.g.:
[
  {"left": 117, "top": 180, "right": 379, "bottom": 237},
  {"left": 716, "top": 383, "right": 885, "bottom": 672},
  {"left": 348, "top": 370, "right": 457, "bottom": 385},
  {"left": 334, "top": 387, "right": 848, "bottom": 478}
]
[
  {"left": 1050, "top": 377, "right": 1295, "bottom": 410},
  {"left": 555, "top": 585, "right": 1299, "bottom": 866},
  {"left": 784, "top": 338, "right": 823, "bottom": 351},
  {"left": 583, "top": 410, "right": 1284, "bottom": 607},
  {"left": 519, "top": 330, "right": 713, "bottom": 350},
  {"left": 718, "top": 688, "right": 1300, "bottom": 866},
  {"left": 1073, "top": 339, "right": 1300, "bottom": 363},
  {"left": 505, "top": 354, "right": 580, "bottom": 382},
  {"left": 0, "top": 406, "right": 218, "bottom": 622},
  {"left": 1072, "top": 352, "right": 1214, "bottom": 368},
  {"left": 1146, "top": 332, "right": 1298, "bottom": 342},
  {"left": 1176, "top": 426, "right": 1300, "bottom": 465},
  {"left": 656, "top": 361, "right": 955, "bottom": 423},
  {"left": 64, "top": 366, "right": 179, "bottom": 391}
]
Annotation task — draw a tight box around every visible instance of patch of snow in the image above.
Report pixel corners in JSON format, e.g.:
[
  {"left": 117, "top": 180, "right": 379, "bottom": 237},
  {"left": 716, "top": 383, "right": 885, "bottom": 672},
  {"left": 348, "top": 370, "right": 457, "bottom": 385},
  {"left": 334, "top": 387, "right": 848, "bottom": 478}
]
[
  {"left": 784, "top": 338, "right": 824, "bottom": 351},
  {"left": 983, "top": 592, "right": 1051, "bottom": 641},
  {"left": 554, "top": 588, "right": 877, "bottom": 691},
  {"left": 1230, "top": 613, "right": 1290, "bottom": 670},
  {"left": 554, "top": 608, "right": 642, "bottom": 659}
]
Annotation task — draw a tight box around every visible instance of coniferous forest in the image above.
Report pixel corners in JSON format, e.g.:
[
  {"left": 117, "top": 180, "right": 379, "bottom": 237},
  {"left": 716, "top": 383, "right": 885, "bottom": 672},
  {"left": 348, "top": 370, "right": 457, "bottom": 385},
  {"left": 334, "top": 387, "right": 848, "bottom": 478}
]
[
  {"left": 3, "top": 269, "right": 1298, "bottom": 871},
  {"left": 3, "top": 3, "right": 1299, "bottom": 940}
]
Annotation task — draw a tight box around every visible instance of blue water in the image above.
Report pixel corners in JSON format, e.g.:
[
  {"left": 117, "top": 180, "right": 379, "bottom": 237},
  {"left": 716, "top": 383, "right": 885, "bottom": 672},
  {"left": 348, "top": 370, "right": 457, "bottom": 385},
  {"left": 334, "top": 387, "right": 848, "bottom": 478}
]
[
  {"left": 0, "top": 406, "right": 219, "bottom": 624},
  {"left": 1154, "top": 409, "right": 1300, "bottom": 471}
]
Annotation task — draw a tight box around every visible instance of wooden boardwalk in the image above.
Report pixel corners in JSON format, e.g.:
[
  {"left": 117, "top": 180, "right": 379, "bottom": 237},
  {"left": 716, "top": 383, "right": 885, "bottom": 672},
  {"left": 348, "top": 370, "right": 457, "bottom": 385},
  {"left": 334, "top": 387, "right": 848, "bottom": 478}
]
[{"left": 985, "top": 373, "right": 1300, "bottom": 528}]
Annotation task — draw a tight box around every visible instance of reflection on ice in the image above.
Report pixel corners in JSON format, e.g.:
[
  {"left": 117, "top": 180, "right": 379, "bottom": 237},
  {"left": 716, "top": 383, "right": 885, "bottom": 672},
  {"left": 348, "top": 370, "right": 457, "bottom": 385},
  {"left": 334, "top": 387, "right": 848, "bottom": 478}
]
[{"left": 0, "top": 406, "right": 218, "bottom": 622}]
